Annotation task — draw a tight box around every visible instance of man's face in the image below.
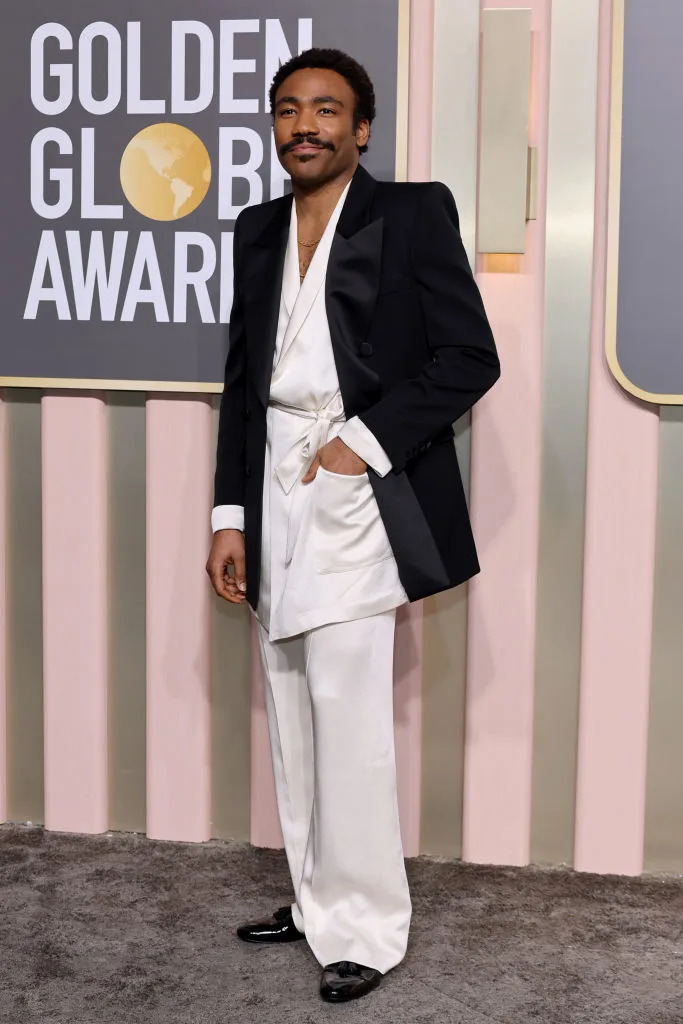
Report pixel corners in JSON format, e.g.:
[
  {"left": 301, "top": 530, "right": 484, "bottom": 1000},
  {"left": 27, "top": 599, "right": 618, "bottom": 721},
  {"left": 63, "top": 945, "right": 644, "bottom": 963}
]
[{"left": 273, "top": 67, "right": 369, "bottom": 187}]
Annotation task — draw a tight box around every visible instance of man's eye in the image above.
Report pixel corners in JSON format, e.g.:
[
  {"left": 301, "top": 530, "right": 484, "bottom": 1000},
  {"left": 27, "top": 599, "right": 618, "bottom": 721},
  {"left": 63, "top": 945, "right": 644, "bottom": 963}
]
[
  {"left": 319, "top": 107, "right": 335, "bottom": 115},
  {"left": 279, "top": 108, "right": 295, "bottom": 116}
]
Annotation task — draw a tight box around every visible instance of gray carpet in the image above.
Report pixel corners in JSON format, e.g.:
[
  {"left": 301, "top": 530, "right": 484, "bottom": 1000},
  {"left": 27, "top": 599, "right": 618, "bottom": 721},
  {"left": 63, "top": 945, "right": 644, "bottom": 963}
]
[{"left": 1, "top": 825, "right": 682, "bottom": 1023}]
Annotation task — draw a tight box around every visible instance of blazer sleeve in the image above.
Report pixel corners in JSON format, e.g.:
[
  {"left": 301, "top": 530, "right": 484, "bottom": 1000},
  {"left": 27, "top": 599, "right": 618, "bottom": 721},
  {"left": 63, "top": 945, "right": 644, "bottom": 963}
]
[
  {"left": 358, "top": 182, "right": 500, "bottom": 473},
  {"left": 213, "top": 213, "right": 247, "bottom": 507}
]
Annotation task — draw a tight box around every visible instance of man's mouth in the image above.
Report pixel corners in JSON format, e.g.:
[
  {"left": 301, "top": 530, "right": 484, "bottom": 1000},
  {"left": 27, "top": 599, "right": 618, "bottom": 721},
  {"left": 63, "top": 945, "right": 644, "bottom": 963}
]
[{"left": 290, "top": 142, "right": 324, "bottom": 153}]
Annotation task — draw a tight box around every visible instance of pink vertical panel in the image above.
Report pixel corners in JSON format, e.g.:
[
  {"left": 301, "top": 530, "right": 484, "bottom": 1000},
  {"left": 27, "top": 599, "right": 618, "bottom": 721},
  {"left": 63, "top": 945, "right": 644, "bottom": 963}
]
[
  {"left": 463, "top": 0, "right": 549, "bottom": 865},
  {"left": 146, "top": 397, "right": 212, "bottom": 842},
  {"left": 407, "top": 0, "right": 434, "bottom": 183},
  {"left": 0, "top": 392, "right": 6, "bottom": 822},
  {"left": 574, "top": 0, "right": 658, "bottom": 876},
  {"left": 42, "top": 393, "right": 108, "bottom": 833},
  {"left": 463, "top": 276, "right": 541, "bottom": 866},
  {"left": 249, "top": 0, "right": 434, "bottom": 852}
]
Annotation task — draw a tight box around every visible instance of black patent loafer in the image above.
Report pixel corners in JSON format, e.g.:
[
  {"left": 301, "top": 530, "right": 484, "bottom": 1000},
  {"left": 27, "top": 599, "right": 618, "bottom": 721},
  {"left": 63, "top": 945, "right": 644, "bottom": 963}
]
[
  {"left": 236, "top": 905, "right": 305, "bottom": 944},
  {"left": 320, "top": 960, "right": 383, "bottom": 1002}
]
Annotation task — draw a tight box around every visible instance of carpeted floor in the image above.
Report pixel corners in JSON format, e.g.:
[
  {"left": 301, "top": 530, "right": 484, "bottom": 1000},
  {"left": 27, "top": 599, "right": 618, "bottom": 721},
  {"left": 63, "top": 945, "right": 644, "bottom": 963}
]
[{"left": 1, "top": 825, "right": 681, "bottom": 1023}]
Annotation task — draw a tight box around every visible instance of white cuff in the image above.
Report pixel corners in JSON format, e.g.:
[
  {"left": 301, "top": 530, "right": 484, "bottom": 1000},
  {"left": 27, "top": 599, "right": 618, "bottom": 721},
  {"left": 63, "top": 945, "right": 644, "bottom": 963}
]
[
  {"left": 211, "top": 505, "right": 245, "bottom": 533},
  {"left": 338, "top": 416, "right": 392, "bottom": 477}
]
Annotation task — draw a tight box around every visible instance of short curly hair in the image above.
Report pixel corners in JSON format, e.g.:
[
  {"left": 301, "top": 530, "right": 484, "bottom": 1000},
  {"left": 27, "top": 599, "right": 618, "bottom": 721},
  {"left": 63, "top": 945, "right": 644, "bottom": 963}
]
[{"left": 268, "top": 47, "right": 376, "bottom": 155}]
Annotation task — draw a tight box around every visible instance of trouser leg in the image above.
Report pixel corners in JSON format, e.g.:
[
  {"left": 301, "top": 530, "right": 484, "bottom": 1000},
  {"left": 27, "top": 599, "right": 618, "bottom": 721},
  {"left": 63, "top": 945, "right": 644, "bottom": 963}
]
[
  {"left": 256, "top": 621, "right": 312, "bottom": 932},
  {"left": 257, "top": 610, "right": 411, "bottom": 972},
  {"left": 299, "top": 610, "right": 411, "bottom": 974}
]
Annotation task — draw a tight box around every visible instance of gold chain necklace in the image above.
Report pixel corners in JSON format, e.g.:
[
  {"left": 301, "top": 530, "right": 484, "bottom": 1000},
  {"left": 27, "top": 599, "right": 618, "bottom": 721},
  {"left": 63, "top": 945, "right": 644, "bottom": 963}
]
[{"left": 298, "top": 234, "right": 321, "bottom": 279}]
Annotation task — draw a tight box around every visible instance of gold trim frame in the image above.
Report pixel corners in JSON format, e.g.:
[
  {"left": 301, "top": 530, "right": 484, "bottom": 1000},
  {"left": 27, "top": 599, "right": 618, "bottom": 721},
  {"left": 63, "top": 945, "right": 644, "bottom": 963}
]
[
  {"left": 605, "top": 0, "right": 682, "bottom": 404},
  {"left": 1, "top": 2, "right": 411, "bottom": 394},
  {"left": 0, "top": 376, "right": 224, "bottom": 394}
]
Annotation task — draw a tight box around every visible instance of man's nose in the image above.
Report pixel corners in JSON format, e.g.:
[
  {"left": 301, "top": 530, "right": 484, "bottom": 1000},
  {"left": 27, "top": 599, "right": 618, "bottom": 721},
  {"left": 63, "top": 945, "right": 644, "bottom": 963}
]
[{"left": 292, "top": 111, "right": 318, "bottom": 137}]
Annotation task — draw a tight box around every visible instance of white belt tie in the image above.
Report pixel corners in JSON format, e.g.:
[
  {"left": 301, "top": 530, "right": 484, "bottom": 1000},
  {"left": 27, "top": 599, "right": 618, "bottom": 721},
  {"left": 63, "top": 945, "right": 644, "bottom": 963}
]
[{"left": 271, "top": 394, "right": 345, "bottom": 494}]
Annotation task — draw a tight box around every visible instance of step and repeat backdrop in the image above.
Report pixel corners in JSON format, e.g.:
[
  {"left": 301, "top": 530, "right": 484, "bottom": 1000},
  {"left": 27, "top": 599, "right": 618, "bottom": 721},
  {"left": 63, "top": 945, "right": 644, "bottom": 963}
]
[{"left": 2, "top": 0, "right": 683, "bottom": 878}]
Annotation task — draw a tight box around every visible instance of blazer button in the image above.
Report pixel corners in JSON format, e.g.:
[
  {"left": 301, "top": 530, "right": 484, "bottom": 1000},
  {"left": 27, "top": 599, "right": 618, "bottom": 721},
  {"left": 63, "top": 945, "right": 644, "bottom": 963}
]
[
  {"left": 245, "top": 406, "right": 252, "bottom": 419},
  {"left": 359, "top": 342, "right": 373, "bottom": 357},
  {"left": 245, "top": 464, "right": 251, "bottom": 478}
]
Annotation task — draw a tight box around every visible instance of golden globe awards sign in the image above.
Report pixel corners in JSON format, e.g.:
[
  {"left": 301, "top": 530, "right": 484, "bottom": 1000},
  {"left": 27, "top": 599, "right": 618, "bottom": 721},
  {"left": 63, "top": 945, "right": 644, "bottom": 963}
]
[{"left": 0, "top": 0, "right": 400, "bottom": 390}]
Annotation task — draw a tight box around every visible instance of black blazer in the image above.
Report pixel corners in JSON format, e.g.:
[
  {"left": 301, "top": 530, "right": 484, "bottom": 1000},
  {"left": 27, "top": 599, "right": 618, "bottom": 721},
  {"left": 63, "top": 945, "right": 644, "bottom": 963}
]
[{"left": 214, "top": 161, "right": 500, "bottom": 610}]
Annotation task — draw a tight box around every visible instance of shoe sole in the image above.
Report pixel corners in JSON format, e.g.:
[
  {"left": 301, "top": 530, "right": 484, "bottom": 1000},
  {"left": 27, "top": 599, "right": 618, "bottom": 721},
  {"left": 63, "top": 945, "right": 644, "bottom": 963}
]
[
  {"left": 320, "top": 980, "right": 382, "bottom": 1002},
  {"left": 237, "top": 932, "right": 305, "bottom": 944}
]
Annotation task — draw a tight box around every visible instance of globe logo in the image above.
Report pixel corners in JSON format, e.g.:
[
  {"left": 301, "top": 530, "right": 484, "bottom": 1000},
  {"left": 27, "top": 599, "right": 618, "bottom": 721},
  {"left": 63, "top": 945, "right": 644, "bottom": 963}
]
[{"left": 120, "top": 123, "right": 211, "bottom": 221}]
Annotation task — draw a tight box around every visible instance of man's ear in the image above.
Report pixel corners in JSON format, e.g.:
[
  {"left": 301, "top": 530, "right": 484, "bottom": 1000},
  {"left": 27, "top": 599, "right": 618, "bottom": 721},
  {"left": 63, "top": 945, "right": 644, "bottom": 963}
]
[{"left": 355, "top": 119, "right": 370, "bottom": 147}]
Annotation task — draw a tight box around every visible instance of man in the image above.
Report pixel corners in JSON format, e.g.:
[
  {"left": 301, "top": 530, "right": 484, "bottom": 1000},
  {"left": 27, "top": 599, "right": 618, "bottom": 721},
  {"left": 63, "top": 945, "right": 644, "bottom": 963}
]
[{"left": 207, "top": 47, "right": 499, "bottom": 1003}]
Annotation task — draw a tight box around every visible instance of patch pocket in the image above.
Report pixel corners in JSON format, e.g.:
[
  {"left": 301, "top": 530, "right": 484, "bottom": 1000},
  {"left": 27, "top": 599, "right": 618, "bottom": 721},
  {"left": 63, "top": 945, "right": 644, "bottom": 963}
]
[{"left": 313, "top": 466, "right": 394, "bottom": 574}]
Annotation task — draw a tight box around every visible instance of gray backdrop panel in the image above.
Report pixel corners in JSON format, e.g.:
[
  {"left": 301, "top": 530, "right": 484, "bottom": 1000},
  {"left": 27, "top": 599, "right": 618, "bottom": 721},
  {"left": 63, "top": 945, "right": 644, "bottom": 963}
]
[{"left": 616, "top": 0, "right": 683, "bottom": 399}]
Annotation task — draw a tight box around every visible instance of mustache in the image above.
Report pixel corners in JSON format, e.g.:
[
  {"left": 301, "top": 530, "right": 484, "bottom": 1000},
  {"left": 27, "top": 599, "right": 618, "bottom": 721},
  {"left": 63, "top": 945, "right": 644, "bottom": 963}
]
[{"left": 281, "top": 136, "right": 335, "bottom": 155}]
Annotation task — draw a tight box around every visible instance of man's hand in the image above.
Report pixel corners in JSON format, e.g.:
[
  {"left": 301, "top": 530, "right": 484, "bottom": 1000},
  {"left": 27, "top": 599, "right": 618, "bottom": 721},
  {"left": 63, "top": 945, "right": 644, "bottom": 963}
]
[
  {"left": 206, "top": 529, "right": 247, "bottom": 603},
  {"left": 301, "top": 436, "right": 367, "bottom": 483}
]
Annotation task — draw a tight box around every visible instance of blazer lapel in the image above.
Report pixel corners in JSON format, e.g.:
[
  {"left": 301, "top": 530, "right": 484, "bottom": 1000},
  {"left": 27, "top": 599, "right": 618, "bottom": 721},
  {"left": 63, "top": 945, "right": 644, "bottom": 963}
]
[
  {"left": 277, "top": 176, "right": 352, "bottom": 368},
  {"left": 241, "top": 162, "right": 384, "bottom": 412},
  {"left": 281, "top": 199, "right": 299, "bottom": 319},
  {"left": 242, "top": 194, "right": 292, "bottom": 408},
  {"left": 326, "top": 163, "right": 384, "bottom": 417}
]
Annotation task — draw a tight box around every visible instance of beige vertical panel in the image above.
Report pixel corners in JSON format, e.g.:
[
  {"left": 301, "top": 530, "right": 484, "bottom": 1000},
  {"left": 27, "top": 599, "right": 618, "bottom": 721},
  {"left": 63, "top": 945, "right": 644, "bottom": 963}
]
[
  {"left": 530, "top": 0, "right": 599, "bottom": 865},
  {"left": 478, "top": 9, "right": 532, "bottom": 254},
  {"left": 644, "top": 408, "right": 683, "bottom": 872},
  {"left": 4, "top": 390, "right": 44, "bottom": 823},
  {"left": 433, "top": 0, "right": 478, "bottom": 498},
  {"left": 421, "top": 0, "right": 480, "bottom": 856},
  {"left": 422, "top": 587, "right": 468, "bottom": 855},
  {"left": 431, "top": 0, "right": 479, "bottom": 266},
  {"left": 108, "top": 393, "right": 146, "bottom": 833},
  {"left": 210, "top": 396, "right": 251, "bottom": 841}
]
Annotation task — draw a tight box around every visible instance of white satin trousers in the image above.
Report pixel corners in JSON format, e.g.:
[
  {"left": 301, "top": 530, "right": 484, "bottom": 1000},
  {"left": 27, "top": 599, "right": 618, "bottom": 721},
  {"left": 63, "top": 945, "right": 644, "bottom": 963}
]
[{"left": 256, "top": 609, "right": 412, "bottom": 973}]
